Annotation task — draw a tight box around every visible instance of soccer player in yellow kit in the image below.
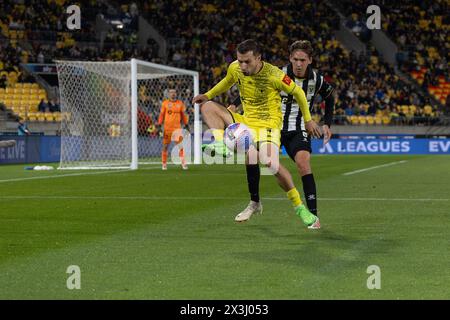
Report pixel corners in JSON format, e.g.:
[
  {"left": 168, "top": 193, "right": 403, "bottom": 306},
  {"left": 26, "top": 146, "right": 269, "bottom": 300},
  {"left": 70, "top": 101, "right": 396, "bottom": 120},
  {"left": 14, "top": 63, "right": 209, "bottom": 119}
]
[{"left": 192, "top": 39, "right": 321, "bottom": 227}]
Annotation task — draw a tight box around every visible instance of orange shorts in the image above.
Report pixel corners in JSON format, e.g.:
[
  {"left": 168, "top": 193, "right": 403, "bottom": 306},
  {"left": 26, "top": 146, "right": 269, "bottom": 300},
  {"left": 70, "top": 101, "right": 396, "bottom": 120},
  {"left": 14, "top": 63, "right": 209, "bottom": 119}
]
[{"left": 163, "top": 129, "right": 183, "bottom": 145}]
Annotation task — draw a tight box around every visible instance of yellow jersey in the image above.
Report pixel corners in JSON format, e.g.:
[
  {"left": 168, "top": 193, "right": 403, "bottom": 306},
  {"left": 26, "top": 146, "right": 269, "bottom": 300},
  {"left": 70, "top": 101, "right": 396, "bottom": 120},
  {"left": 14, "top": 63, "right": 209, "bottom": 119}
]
[{"left": 205, "top": 60, "right": 311, "bottom": 129}]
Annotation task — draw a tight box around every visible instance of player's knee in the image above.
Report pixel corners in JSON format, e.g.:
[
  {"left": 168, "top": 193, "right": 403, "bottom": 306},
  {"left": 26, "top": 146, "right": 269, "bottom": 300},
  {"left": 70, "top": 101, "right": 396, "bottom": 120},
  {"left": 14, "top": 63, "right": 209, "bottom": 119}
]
[
  {"left": 296, "top": 157, "right": 311, "bottom": 175},
  {"left": 201, "top": 101, "right": 218, "bottom": 114}
]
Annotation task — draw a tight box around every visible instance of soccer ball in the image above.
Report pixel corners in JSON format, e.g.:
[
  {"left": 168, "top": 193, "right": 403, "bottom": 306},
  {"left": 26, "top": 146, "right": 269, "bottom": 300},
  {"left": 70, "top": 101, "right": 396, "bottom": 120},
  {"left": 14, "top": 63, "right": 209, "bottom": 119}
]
[{"left": 224, "top": 123, "right": 253, "bottom": 154}]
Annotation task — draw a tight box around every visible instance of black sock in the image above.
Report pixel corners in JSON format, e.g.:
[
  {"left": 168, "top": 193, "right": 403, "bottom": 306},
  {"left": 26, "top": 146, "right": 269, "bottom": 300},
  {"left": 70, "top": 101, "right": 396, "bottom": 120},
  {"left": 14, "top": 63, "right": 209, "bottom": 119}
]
[
  {"left": 246, "top": 164, "right": 260, "bottom": 203},
  {"left": 302, "top": 173, "right": 317, "bottom": 215}
]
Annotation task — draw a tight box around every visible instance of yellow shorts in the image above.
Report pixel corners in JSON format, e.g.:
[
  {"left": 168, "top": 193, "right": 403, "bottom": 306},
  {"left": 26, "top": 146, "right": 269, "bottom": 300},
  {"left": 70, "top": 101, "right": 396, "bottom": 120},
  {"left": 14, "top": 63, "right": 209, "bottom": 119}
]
[{"left": 228, "top": 111, "right": 281, "bottom": 148}]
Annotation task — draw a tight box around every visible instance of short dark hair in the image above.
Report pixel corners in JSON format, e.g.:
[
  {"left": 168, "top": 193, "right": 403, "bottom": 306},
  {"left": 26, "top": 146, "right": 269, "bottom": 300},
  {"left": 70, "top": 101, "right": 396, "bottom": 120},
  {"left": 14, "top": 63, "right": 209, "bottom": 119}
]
[
  {"left": 289, "top": 40, "right": 313, "bottom": 57},
  {"left": 237, "top": 39, "right": 262, "bottom": 56}
]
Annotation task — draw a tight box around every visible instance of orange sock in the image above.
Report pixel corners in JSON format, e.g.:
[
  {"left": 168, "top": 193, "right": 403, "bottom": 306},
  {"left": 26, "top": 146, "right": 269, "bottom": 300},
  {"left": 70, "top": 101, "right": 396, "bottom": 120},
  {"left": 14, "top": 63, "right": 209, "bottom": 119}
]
[
  {"left": 162, "top": 150, "right": 168, "bottom": 165},
  {"left": 179, "top": 148, "right": 185, "bottom": 166}
]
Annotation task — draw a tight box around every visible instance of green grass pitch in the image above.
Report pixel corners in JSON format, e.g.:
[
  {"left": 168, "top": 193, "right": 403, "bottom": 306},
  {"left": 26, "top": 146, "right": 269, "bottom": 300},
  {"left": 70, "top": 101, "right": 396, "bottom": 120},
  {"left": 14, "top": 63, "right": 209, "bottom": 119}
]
[{"left": 0, "top": 155, "right": 449, "bottom": 299}]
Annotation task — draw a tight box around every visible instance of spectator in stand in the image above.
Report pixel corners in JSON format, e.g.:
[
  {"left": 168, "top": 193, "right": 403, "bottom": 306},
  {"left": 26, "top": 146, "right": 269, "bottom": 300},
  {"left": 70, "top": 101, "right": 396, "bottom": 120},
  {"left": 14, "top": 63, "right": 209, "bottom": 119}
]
[
  {"left": 17, "top": 118, "right": 31, "bottom": 135},
  {"left": 38, "top": 99, "right": 48, "bottom": 112}
]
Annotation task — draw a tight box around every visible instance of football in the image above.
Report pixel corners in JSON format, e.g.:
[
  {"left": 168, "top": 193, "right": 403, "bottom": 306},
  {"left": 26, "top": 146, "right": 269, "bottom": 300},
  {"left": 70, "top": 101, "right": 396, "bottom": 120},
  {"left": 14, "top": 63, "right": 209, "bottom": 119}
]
[{"left": 224, "top": 123, "right": 253, "bottom": 154}]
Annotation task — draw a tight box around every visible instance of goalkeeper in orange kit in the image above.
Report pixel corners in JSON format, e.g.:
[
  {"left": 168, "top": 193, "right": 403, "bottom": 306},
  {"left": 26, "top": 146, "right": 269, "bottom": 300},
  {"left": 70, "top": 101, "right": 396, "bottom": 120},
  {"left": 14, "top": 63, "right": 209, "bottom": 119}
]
[{"left": 157, "top": 88, "right": 189, "bottom": 170}]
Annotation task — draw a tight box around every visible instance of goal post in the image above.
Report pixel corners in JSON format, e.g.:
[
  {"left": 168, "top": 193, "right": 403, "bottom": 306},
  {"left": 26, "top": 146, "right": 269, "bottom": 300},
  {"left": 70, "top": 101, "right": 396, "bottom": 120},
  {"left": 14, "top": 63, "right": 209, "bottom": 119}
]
[{"left": 56, "top": 59, "right": 201, "bottom": 169}]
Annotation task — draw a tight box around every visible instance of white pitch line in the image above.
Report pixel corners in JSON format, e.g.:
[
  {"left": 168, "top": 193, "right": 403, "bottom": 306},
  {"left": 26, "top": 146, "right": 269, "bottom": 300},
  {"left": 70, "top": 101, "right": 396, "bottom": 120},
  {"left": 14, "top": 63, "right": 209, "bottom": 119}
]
[
  {"left": 0, "top": 166, "right": 159, "bottom": 184},
  {"left": 342, "top": 160, "right": 408, "bottom": 176},
  {"left": 0, "top": 196, "right": 447, "bottom": 202}
]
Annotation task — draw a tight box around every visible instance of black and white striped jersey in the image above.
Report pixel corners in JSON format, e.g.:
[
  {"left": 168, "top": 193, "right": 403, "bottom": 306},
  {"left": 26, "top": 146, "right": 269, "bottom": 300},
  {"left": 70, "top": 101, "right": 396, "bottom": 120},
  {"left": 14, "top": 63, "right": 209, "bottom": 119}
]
[{"left": 281, "top": 64, "right": 334, "bottom": 132}]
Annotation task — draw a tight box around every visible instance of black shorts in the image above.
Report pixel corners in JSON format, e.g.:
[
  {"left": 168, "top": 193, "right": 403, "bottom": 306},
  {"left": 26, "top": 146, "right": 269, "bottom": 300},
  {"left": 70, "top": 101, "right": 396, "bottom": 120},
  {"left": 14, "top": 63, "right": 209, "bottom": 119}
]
[{"left": 281, "top": 130, "right": 312, "bottom": 161}]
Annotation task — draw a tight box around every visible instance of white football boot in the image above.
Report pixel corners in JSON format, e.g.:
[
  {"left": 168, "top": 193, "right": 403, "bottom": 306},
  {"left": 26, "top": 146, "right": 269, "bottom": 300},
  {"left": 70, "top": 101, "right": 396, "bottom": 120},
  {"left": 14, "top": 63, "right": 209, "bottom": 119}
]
[{"left": 235, "top": 201, "right": 263, "bottom": 222}]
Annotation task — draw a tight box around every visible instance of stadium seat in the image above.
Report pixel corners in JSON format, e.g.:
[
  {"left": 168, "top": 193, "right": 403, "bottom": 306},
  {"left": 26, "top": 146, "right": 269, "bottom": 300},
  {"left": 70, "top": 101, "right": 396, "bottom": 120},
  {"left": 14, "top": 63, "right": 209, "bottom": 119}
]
[
  {"left": 37, "top": 113, "right": 46, "bottom": 122},
  {"left": 382, "top": 116, "right": 391, "bottom": 125},
  {"left": 401, "top": 105, "right": 410, "bottom": 114},
  {"left": 27, "top": 112, "right": 38, "bottom": 121},
  {"left": 350, "top": 115, "right": 359, "bottom": 125},
  {"left": 53, "top": 112, "right": 62, "bottom": 122},
  {"left": 358, "top": 116, "right": 367, "bottom": 125},
  {"left": 44, "top": 112, "right": 54, "bottom": 122},
  {"left": 366, "top": 116, "right": 375, "bottom": 125}
]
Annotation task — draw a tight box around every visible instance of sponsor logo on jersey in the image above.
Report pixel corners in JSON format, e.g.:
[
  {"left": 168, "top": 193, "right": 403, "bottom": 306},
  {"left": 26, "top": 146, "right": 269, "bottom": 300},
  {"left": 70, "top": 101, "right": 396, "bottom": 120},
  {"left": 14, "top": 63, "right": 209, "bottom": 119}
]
[{"left": 282, "top": 75, "right": 292, "bottom": 85}]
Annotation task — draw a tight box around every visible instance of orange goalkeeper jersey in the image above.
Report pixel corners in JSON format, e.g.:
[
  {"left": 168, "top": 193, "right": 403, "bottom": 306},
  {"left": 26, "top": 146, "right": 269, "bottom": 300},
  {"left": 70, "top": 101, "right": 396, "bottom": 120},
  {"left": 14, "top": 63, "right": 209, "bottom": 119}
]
[{"left": 157, "top": 99, "right": 188, "bottom": 130}]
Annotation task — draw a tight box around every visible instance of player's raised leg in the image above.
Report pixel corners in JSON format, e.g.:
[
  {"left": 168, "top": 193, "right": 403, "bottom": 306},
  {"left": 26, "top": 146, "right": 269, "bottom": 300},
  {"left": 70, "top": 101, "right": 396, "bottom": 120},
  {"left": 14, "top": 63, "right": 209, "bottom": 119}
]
[
  {"left": 200, "top": 101, "right": 234, "bottom": 157},
  {"left": 259, "top": 141, "right": 317, "bottom": 227}
]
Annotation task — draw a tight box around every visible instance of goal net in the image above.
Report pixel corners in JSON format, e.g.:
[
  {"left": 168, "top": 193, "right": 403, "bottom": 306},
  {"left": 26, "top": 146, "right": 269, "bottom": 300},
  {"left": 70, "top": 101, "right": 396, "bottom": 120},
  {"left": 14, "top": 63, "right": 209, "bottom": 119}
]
[{"left": 56, "top": 59, "right": 201, "bottom": 169}]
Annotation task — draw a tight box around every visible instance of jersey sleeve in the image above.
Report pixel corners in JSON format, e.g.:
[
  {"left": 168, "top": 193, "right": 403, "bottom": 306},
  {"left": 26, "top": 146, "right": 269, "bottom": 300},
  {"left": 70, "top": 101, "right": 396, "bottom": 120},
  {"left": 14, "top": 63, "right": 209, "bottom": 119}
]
[
  {"left": 273, "top": 69, "right": 312, "bottom": 122},
  {"left": 205, "top": 62, "right": 238, "bottom": 100},
  {"left": 317, "top": 75, "right": 334, "bottom": 99},
  {"left": 157, "top": 101, "right": 166, "bottom": 125}
]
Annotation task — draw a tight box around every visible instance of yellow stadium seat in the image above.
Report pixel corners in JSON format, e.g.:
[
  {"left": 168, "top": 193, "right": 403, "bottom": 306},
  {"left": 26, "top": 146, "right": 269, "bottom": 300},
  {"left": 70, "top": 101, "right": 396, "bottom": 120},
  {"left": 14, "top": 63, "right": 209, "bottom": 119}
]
[
  {"left": 358, "top": 116, "right": 367, "bottom": 125},
  {"left": 350, "top": 115, "right": 359, "bottom": 125},
  {"left": 366, "top": 116, "right": 375, "bottom": 125},
  {"left": 28, "top": 112, "right": 38, "bottom": 121},
  {"left": 22, "top": 83, "right": 31, "bottom": 88},
  {"left": 45, "top": 113, "right": 55, "bottom": 122},
  {"left": 382, "top": 116, "right": 391, "bottom": 125},
  {"left": 424, "top": 105, "right": 433, "bottom": 115},
  {"left": 31, "top": 83, "right": 39, "bottom": 89},
  {"left": 401, "top": 105, "right": 410, "bottom": 114},
  {"left": 37, "top": 113, "right": 46, "bottom": 122}
]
